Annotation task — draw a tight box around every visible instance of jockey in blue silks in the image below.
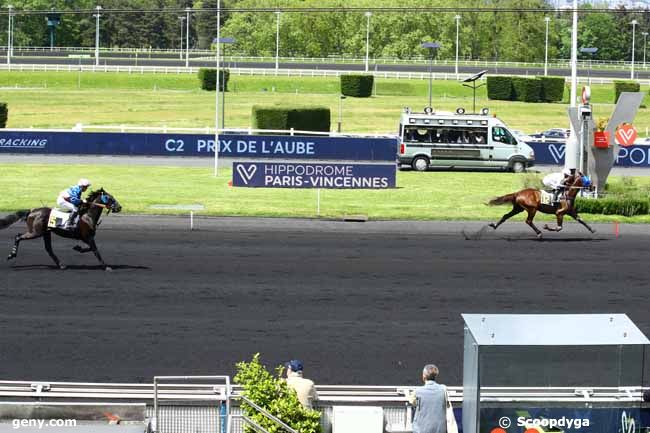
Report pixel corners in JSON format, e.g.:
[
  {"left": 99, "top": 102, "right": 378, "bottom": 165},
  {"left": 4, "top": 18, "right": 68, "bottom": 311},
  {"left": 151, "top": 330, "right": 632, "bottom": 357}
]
[{"left": 57, "top": 179, "right": 91, "bottom": 229}]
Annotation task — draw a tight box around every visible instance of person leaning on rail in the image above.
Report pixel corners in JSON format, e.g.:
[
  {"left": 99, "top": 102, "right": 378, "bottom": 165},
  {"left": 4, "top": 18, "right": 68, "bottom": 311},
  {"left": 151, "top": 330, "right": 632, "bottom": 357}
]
[
  {"left": 285, "top": 359, "right": 318, "bottom": 409},
  {"left": 408, "top": 364, "right": 448, "bottom": 433}
]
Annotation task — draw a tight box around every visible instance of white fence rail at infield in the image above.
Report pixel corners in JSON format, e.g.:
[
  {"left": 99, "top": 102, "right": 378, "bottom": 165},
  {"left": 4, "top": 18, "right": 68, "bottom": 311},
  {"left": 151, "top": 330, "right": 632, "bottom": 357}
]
[{"left": 0, "top": 63, "right": 647, "bottom": 85}]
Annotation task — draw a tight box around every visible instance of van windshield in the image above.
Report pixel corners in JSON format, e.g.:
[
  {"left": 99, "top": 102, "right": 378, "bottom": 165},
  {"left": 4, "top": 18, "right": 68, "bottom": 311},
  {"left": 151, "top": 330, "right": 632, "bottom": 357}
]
[
  {"left": 492, "top": 126, "right": 517, "bottom": 145},
  {"left": 403, "top": 126, "right": 488, "bottom": 145}
]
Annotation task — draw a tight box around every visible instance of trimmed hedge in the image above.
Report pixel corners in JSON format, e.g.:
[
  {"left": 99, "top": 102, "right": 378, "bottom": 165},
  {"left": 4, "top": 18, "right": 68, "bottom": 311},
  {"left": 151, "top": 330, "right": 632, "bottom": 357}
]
[
  {"left": 198, "top": 68, "right": 229, "bottom": 91},
  {"left": 340, "top": 75, "right": 374, "bottom": 97},
  {"left": 539, "top": 76, "right": 565, "bottom": 102},
  {"left": 486, "top": 76, "right": 513, "bottom": 100},
  {"left": 488, "top": 76, "right": 564, "bottom": 103},
  {"left": 0, "top": 103, "right": 7, "bottom": 128},
  {"left": 511, "top": 77, "right": 542, "bottom": 102},
  {"left": 576, "top": 197, "right": 650, "bottom": 217},
  {"left": 252, "top": 105, "right": 331, "bottom": 132},
  {"left": 614, "top": 80, "right": 640, "bottom": 103}
]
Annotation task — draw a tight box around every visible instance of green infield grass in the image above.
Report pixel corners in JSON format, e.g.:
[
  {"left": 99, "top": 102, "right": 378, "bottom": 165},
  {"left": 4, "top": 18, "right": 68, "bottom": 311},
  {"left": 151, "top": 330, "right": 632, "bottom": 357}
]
[
  {"left": 1, "top": 163, "right": 649, "bottom": 223},
  {"left": 0, "top": 71, "right": 649, "bottom": 135}
]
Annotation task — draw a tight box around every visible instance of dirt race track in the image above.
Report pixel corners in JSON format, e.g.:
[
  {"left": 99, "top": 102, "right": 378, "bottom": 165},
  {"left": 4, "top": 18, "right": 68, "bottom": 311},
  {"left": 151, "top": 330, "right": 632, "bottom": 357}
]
[{"left": 1, "top": 215, "right": 649, "bottom": 386}]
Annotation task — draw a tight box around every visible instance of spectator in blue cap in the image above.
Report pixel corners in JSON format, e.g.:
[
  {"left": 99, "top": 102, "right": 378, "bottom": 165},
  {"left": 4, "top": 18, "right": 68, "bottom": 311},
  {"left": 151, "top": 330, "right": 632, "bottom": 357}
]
[{"left": 285, "top": 359, "right": 318, "bottom": 409}]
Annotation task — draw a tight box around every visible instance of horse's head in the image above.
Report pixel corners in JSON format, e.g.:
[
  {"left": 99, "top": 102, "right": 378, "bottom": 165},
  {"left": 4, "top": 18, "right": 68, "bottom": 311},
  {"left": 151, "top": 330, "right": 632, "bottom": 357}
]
[{"left": 87, "top": 188, "right": 122, "bottom": 213}]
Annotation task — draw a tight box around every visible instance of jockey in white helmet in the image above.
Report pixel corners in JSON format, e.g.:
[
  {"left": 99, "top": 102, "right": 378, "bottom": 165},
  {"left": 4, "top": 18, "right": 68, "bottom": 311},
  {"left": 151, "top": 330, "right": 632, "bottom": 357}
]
[
  {"left": 542, "top": 168, "right": 572, "bottom": 203},
  {"left": 57, "top": 179, "right": 91, "bottom": 229}
]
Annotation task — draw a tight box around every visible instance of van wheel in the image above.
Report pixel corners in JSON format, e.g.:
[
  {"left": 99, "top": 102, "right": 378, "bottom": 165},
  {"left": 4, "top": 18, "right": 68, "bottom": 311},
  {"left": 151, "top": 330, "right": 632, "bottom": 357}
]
[
  {"left": 511, "top": 161, "right": 526, "bottom": 173},
  {"left": 411, "top": 156, "right": 430, "bottom": 172}
]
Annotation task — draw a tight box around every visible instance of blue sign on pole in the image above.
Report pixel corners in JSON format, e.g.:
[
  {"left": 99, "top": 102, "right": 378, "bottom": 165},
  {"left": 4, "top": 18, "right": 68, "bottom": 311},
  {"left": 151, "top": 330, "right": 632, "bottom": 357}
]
[
  {"left": 529, "top": 141, "right": 650, "bottom": 167},
  {"left": 232, "top": 162, "right": 396, "bottom": 189},
  {"left": 0, "top": 131, "right": 397, "bottom": 162}
]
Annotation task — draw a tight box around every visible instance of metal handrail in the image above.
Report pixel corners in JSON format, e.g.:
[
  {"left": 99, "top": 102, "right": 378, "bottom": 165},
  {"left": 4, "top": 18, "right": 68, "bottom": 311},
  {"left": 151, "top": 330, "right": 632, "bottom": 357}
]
[{"left": 238, "top": 395, "right": 299, "bottom": 433}]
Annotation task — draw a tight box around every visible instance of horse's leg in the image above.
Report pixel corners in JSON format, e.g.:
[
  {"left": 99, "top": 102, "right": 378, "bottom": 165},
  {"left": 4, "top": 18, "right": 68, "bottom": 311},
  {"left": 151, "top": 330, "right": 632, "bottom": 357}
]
[
  {"left": 73, "top": 245, "right": 93, "bottom": 253},
  {"left": 569, "top": 209, "right": 596, "bottom": 233},
  {"left": 43, "top": 231, "right": 65, "bottom": 269},
  {"left": 489, "top": 205, "right": 524, "bottom": 230},
  {"left": 87, "top": 237, "right": 112, "bottom": 271},
  {"left": 7, "top": 230, "right": 42, "bottom": 261},
  {"left": 544, "top": 208, "right": 566, "bottom": 232},
  {"left": 525, "top": 208, "right": 543, "bottom": 238}
]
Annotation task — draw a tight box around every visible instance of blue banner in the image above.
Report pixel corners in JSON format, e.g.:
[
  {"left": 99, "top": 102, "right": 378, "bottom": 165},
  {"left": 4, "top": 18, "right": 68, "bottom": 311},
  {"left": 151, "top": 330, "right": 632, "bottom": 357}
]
[
  {"left": 232, "top": 162, "right": 396, "bottom": 188},
  {"left": 529, "top": 141, "right": 650, "bottom": 167},
  {"left": 0, "top": 131, "right": 397, "bottom": 161}
]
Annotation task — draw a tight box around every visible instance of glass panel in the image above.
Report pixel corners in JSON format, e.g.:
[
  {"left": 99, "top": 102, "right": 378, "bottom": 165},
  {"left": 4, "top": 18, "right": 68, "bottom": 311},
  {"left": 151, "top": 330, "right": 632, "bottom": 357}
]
[{"left": 479, "top": 345, "right": 645, "bottom": 388}]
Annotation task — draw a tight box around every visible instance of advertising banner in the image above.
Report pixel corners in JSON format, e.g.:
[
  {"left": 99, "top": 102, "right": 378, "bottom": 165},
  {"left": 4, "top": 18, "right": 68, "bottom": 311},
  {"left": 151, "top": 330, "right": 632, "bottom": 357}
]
[
  {"left": 232, "top": 161, "right": 396, "bottom": 189},
  {"left": 0, "top": 131, "right": 397, "bottom": 162},
  {"left": 529, "top": 142, "right": 650, "bottom": 167}
]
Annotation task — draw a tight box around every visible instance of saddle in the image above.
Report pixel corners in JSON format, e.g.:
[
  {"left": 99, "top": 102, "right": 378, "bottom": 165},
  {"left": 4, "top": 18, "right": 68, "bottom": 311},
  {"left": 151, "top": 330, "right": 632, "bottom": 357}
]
[{"left": 48, "top": 209, "right": 77, "bottom": 230}]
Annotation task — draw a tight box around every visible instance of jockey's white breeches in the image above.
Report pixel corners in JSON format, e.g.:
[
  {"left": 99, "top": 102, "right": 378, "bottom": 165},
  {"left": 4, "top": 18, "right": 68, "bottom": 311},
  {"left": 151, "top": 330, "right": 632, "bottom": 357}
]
[{"left": 56, "top": 196, "right": 77, "bottom": 212}]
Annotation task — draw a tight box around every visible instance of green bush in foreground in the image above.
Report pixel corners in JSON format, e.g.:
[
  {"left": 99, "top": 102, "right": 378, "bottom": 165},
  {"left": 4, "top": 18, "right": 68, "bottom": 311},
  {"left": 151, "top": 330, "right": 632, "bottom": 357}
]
[
  {"left": 198, "top": 68, "right": 229, "bottom": 91},
  {"left": 511, "top": 77, "right": 542, "bottom": 103},
  {"left": 0, "top": 102, "right": 7, "bottom": 128},
  {"left": 576, "top": 197, "right": 650, "bottom": 217},
  {"left": 614, "top": 80, "right": 640, "bottom": 103},
  {"left": 486, "top": 76, "right": 513, "bottom": 100},
  {"left": 252, "top": 105, "right": 331, "bottom": 132},
  {"left": 340, "top": 75, "right": 374, "bottom": 97},
  {"left": 235, "top": 354, "right": 322, "bottom": 433},
  {"left": 538, "top": 76, "right": 565, "bottom": 102}
]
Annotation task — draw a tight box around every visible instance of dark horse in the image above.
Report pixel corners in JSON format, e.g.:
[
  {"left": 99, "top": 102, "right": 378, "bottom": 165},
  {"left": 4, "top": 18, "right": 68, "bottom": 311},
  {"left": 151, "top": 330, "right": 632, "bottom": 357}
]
[
  {"left": 0, "top": 189, "right": 121, "bottom": 270},
  {"left": 487, "top": 174, "right": 595, "bottom": 238}
]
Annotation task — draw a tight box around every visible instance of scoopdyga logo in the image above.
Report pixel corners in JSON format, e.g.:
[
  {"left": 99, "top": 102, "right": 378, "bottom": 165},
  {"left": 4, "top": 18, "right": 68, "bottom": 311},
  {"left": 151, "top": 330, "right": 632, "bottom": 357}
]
[
  {"left": 235, "top": 163, "right": 257, "bottom": 185},
  {"left": 490, "top": 415, "right": 591, "bottom": 433}
]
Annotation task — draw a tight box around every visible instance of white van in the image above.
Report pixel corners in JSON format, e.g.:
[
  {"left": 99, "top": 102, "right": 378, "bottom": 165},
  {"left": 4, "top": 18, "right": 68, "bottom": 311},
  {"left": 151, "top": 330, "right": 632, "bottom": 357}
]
[{"left": 397, "top": 107, "right": 535, "bottom": 172}]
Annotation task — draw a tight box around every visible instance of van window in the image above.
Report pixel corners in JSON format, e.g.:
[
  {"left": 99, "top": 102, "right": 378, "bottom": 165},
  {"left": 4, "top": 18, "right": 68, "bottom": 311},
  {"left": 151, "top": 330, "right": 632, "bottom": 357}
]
[
  {"left": 404, "top": 126, "right": 488, "bottom": 145},
  {"left": 492, "top": 127, "right": 517, "bottom": 145}
]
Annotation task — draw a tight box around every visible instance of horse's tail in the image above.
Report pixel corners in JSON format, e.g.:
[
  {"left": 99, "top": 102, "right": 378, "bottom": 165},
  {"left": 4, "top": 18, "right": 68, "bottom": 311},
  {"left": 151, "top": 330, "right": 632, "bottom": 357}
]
[
  {"left": 488, "top": 193, "right": 517, "bottom": 206},
  {"left": 0, "top": 210, "right": 30, "bottom": 230}
]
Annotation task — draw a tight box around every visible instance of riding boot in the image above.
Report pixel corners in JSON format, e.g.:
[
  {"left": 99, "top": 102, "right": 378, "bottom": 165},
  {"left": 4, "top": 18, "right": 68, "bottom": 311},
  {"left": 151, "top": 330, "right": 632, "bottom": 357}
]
[{"left": 65, "top": 211, "right": 78, "bottom": 230}]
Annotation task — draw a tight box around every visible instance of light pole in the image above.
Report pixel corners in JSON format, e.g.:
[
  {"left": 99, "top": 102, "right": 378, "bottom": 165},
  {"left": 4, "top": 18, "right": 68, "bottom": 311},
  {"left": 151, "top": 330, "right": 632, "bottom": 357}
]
[
  {"left": 214, "top": 0, "right": 221, "bottom": 177},
  {"left": 94, "top": 5, "right": 102, "bottom": 66},
  {"left": 544, "top": 17, "right": 550, "bottom": 76},
  {"left": 275, "top": 11, "right": 281, "bottom": 75},
  {"left": 364, "top": 12, "right": 372, "bottom": 73},
  {"left": 6, "top": 5, "right": 13, "bottom": 65},
  {"left": 337, "top": 95, "right": 346, "bottom": 133},
  {"left": 566, "top": 0, "right": 578, "bottom": 171},
  {"left": 178, "top": 16, "right": 185, "bottom": 60},
  {"left": 643, "top": 31, "right": 648, "bottom": 69},
  {"left": 185, "top": 7, "right": 191, "bottom": 68},
  {"left": 214, "top": 37, "right": 235, "bottom": 130},
  {"left": 580, "top": 47, "right": 598, "bottom": 85},
  {"left": 631, "top": 19, "right": 638, "bottom": 79},
  {"left": 454, "top": 15, "right": 461, "bottom": 77},
  {"left": 420, "top": 42, "right": 440, "bottom": 109}
]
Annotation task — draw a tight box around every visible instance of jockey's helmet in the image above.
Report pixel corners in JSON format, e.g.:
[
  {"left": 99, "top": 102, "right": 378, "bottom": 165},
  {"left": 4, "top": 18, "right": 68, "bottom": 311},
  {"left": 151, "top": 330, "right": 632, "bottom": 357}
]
[
  {"left": 78, "top": 178, "right": 91, "bottom": 187},
  {"left": 562, "top": 167, "right": 571, "bottom": 176}
]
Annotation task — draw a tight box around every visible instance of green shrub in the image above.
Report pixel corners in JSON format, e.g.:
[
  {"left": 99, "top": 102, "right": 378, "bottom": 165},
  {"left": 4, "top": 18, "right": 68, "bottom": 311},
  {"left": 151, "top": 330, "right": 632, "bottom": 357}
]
[
  {"left": 235, "top": 354, "right": 322, "bottom": 433},
  {"left": 340, "top": 75, "right": 374, "bottom": 97},
  {"left": 252, "top": 105, "right": 331, "bottom": 132},
  {"left": 198, "top": 68, "right": 229, "bottom": 91},
  {"left": 614, "top": 80, "right": 640, "bottom": 103},
  {"left": 538, "top": 76, "right": 565, "bottom": 102},
  {"left": 511, "top": 77, "right": 542, "bottom": 102},
  {"left": 0, "top": 103, "right": 7, "bottom": 128},
  {"left": 252, "top": 106, "right": 289, "bottom": 130},
  {"left": 576, "top": 197, "right": 650, "bottom": 217},
  {"left": 486, "top": 76, "right": 513, "bottom": 100}
]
